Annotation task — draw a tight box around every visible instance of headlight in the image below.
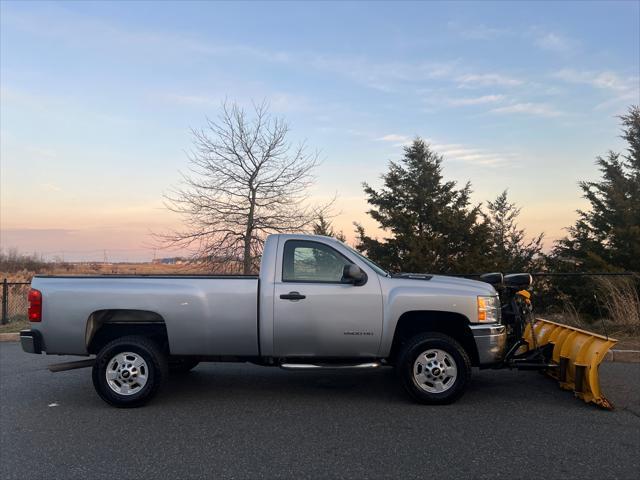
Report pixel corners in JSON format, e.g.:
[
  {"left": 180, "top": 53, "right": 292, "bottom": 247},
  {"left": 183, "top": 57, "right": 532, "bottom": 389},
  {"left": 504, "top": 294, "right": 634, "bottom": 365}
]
[{"left": 477, "top": 295, "right": 501, "bottom": 323}]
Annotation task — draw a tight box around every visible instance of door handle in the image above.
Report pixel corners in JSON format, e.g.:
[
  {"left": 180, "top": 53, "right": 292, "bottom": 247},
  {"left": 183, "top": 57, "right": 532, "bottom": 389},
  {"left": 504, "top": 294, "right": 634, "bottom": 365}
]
[{"left": 280, "top": 291, "right": 306, "bottom": 301}]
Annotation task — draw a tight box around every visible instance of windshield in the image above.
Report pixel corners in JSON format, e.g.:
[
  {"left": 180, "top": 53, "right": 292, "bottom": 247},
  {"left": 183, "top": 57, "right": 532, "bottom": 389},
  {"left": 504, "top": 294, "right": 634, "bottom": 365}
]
[{"left": 341, "top": 242, "right": 390, "bottom": 277}]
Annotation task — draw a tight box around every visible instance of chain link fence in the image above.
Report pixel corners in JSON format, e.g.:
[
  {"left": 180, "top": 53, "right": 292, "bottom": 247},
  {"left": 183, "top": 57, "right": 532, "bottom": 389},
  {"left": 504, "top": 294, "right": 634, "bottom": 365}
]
[{"left": 1, "top": 279, "right": 31, "bottom": 324}]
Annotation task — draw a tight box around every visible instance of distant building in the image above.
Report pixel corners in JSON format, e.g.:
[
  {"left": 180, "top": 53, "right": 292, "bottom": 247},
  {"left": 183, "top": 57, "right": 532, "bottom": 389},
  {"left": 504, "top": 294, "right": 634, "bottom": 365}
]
[{"left": 152, "top": 257, "right": 187, "bottom": 265}]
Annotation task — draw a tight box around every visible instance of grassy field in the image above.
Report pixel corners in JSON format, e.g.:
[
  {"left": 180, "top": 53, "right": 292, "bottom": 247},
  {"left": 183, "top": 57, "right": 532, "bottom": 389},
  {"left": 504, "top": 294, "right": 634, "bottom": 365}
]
[{"left": 1, "top": 261, "right": 212, "bottom": 283}]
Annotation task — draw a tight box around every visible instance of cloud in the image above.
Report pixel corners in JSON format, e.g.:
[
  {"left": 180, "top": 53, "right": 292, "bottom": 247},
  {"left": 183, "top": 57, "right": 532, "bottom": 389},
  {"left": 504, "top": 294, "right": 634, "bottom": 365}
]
[
  {"left": 491, "top": 102, "right": 563, "bottom": 117},
  {"left": 446, "top": 94, "right": 505, "bottom": 106},
  {"left": 25, "top": 146, "right": 57, "bottom": 159},
  {"left": 428, "top": 142, "right": 513, "bottom": 166},
  {"left": 2, "top": 7, "right": 531, "bottom": 103},
  {"left": 309, "top": 56, "right": 458, "bottom": 92},
  {"left": 553, "top": 69, "right": 636, "bottom": 93},
  {"left": 456, "top": 73, "right": 523, "bottom": 87},
  {"left": 553, "top": 69, "right": 639, "bottom": 110},
  {"left": 377, "top": 137, "right": 513, "bottom": 167},
  {"left": 40, "top": 183, "right": 63, "bottom": 192},
  {"left": 534, "top": 31, "right": 574, "bottom": 53},
  {"left": 447, "top": 21, "right": 511, "bottom": 40},
  {"left": 2, "top": 85, "right": 132, "bottom": 126},
  {"left": 158, "top": 93, "right": 218, "bottom": 106},
  {"left": 3, "top": 8, "right": 292, "bottom": 67},
  {"left": 157, "top": 92, "right": 314, "bottom": 114},
  {"left": 268, "top": 93, "right": 314, "bottom": 113},
  {"left": 377, "top": 134, "right": 411, "bottom": 143},
  {"left": 449, "top": 22, "right": 575, "bottom": 55}
]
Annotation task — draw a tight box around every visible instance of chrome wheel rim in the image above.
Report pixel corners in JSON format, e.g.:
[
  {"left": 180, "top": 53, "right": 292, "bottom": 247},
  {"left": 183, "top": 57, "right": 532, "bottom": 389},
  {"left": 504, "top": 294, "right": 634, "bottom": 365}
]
[
  {"left": 105, "top": 352, "right": 148, "bottom": 396},
  {"left": 412, "top": 349, "right": 458, "bottom": 393}
]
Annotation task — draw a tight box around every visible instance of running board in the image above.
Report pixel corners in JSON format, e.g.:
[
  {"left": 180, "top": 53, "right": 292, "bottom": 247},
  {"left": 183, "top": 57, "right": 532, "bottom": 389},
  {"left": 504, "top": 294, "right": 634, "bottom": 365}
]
[
  {"left": 48, "top": 359, "right": 95, "bottom": 372},
  {"left": 280, "top": 362, "right": 381, "bottom": 370}
]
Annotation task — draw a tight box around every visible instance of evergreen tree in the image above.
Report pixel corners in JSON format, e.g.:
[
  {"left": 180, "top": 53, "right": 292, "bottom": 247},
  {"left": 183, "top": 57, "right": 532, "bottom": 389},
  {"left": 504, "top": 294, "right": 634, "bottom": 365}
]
[
  {"left": 484, "top": 190, "right": 544, "bottom": 272},
  {"left": 313, "top": 214, "right": 346, "bottom": 242},
  {"left": 554, "top": 105, "right": 640, "bottom": 272},
  {"left": 355, "top": 138, "right": 490, "bottom": 273}
]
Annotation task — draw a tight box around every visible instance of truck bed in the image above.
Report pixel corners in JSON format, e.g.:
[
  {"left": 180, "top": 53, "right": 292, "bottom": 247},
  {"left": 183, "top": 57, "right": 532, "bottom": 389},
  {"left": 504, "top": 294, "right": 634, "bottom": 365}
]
[{"left": 30, "top": 275, "right": 260, "bottom": 356}]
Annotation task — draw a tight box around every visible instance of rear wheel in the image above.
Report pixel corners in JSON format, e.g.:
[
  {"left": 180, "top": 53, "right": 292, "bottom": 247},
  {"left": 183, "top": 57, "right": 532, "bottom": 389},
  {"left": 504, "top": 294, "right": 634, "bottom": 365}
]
[
  {"left": 398, "top": 332, "right": 471, "bottom": 405},
  {"left": 168, "top": 357, "right": 200, "bottom": 374},
  {"left": 92, "top": 335, "right": 168, "bottom": 407}
]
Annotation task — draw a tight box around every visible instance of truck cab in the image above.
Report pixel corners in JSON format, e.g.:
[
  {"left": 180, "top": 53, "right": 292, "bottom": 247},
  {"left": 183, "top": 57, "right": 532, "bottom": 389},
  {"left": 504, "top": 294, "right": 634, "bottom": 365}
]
[{"left": 260, "top": 234, "right": 505, "bottom": 363}]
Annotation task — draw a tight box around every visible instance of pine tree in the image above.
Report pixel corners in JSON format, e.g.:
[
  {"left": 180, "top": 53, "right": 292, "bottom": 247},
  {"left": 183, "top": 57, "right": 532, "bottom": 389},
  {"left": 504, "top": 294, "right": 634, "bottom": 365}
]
[
  {"left": 484, "top": 190, "right": 544, "bottom": 272},
  {"left": 355, "top": 138, "right": 490, "bottom": 273},
  {"left": 554, "top": 105, "right": 640, "bottom": 272},
  {"left": 313, "top": 214, "right": 346, "bottom": 242}
]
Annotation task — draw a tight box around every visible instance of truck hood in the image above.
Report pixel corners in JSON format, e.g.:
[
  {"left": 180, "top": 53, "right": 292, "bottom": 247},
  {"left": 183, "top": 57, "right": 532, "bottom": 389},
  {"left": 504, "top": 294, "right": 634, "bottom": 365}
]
[
  {"left": 387, "top": 273, "right": 496, "bottom": 296},
  {"left": 428, "top": 274, "right": 496, "bottom": 295}
]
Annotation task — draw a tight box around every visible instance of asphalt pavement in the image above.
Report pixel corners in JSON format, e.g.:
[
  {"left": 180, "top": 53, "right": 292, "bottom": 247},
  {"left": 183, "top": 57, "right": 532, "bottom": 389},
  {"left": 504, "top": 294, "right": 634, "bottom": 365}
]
[{"left": 1, "top": 342, "right": 639, "bottom": 479}]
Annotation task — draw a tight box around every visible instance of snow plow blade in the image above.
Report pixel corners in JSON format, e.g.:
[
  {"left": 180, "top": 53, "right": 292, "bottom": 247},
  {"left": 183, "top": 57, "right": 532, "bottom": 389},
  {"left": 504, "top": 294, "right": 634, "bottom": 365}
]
[{"left": 523, "top": 318, "right": 617, "bottom": 409}]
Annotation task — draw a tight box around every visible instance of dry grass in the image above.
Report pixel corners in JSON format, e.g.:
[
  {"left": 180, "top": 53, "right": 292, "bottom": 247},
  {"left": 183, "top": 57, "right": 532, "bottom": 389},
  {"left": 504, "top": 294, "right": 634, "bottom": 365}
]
[
  {"left": 0, "top": 319, "right": 29, "bottom": 334},
  {"left": 545, "top": 276, "right": 640, "bottom": 340},
  {"left": 0, "top": 262, "right": 213, "bottom": 284},
  {"left": 593, "top": 276, "right": 640, "bottom": 337},
  {"left": 558, "top": 300, "right": 588, "bottom": 329}
]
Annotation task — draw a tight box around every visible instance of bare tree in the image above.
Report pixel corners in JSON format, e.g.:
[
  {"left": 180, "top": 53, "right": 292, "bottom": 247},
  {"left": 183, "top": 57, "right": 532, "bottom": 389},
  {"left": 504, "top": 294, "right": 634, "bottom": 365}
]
[{"left": 159, "top": 101, "right": 329, "bottom": 274}]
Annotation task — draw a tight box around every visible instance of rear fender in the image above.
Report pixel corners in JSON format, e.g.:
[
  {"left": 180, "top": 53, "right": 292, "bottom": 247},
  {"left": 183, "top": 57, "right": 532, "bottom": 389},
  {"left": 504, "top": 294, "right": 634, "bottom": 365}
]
[{"left": 86, "top": 309, "right": 167, "bottom": 354}]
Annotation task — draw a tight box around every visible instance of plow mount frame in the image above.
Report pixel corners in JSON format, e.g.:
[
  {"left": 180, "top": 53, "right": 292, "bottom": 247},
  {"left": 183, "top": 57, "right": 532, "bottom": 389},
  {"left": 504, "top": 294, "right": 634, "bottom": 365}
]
[{"left": 503, "top": 341, "right": 558, "bottom": 371}]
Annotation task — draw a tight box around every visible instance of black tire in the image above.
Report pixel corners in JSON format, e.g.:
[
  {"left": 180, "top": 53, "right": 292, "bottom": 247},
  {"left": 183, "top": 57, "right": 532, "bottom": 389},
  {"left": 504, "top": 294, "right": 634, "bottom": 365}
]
[
  {"left": 92, "top": 335, "right": 168, "bottom": 408},
  {"left": 168, "top": 357, "right": 200, "bottom": 374},
  {"left": 398, "top": 332, "right": 471, "bottom": 405}
]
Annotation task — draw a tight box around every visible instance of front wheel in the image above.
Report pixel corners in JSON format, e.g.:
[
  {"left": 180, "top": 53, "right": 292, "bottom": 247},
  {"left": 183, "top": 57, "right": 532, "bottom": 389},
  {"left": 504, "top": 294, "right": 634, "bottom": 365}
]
[
  {"left": 92, "top": 335, "right": 168, "bottom": 408},
  {"left": 398, "top": 332, "right": 471, "bottom": 405}
]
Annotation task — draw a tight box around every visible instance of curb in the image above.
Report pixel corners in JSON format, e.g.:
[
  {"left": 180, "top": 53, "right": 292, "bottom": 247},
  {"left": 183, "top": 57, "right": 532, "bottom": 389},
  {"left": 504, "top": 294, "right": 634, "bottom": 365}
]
[
  {"left": 0, "top": 332, "right": 638, "bottom": 362},
  {"left": 604, "top": 349, "right": 640, "bottom": 363},
  {"left": 0, "top": 333, "right": 19, "bottom": 342}
]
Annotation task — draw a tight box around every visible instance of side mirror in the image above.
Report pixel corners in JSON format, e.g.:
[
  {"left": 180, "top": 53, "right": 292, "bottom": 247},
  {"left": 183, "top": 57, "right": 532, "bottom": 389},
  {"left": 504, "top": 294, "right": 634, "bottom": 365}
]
[{"left": 342, "top": 264, "right": 366, "bottom": 285}]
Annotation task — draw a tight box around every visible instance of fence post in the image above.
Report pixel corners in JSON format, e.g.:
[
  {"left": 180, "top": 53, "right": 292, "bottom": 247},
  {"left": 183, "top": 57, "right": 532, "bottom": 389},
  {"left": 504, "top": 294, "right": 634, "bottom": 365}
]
[{"left": 1, "top": 279, "right": 7, "bottom": 325}]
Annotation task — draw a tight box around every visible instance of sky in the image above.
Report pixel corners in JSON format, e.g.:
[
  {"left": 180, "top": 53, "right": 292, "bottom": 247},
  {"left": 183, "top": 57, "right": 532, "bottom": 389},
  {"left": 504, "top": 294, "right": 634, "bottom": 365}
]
[{"left": 1, "top": 0, "right": 639, "bottom": 262}]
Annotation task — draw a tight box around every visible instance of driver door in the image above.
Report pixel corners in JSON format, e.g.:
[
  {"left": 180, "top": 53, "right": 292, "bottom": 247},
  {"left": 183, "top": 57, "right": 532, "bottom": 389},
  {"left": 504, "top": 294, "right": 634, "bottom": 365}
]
[{"left": 273, "top": 239, "right": 383, "bottom": 358}]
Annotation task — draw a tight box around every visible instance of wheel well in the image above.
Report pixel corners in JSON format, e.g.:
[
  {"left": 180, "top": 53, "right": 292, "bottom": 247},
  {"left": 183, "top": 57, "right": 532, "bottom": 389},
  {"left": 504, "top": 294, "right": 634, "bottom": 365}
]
[
  {"left": 86, "top": 309, "right": 169, "bottom": 354},
  {"left": 389, "top": 311, "right": 479, "bottom": 366}
]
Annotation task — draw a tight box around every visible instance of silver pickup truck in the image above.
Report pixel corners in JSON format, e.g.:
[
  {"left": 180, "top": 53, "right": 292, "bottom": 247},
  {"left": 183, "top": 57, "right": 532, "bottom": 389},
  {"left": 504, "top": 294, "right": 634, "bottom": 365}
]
[{"left": 21, "top": 234, "right": 506, "bottom": 407}]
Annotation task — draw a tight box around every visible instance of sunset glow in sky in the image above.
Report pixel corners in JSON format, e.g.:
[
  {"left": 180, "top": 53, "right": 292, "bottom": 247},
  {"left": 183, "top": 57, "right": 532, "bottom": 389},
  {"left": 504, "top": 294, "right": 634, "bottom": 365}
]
[{"left": 1, "top": 1, "right": 639, "bottom": 261}]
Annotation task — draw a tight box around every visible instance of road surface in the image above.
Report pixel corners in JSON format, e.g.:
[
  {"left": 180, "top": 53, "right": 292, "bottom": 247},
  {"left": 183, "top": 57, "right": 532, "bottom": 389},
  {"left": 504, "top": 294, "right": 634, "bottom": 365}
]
[{"left": 1, "top": 343, "right": 638, "bottom": 479}]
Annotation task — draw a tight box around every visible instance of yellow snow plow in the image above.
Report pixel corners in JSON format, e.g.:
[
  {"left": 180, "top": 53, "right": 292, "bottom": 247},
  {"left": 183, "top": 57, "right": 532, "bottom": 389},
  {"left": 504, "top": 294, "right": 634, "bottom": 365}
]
[
  {"left": 479, "top": 272, "right": 618, "bottom": 410},
  {"left": 523, "top": 318, "right": 617, "bottom": 409}
]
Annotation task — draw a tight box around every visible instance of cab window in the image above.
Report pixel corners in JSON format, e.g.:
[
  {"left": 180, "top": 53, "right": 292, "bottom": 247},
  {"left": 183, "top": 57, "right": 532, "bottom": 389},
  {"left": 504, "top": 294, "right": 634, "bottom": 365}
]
[{"left": 282, "top": 240, "right": 352, "bottom": 283}]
